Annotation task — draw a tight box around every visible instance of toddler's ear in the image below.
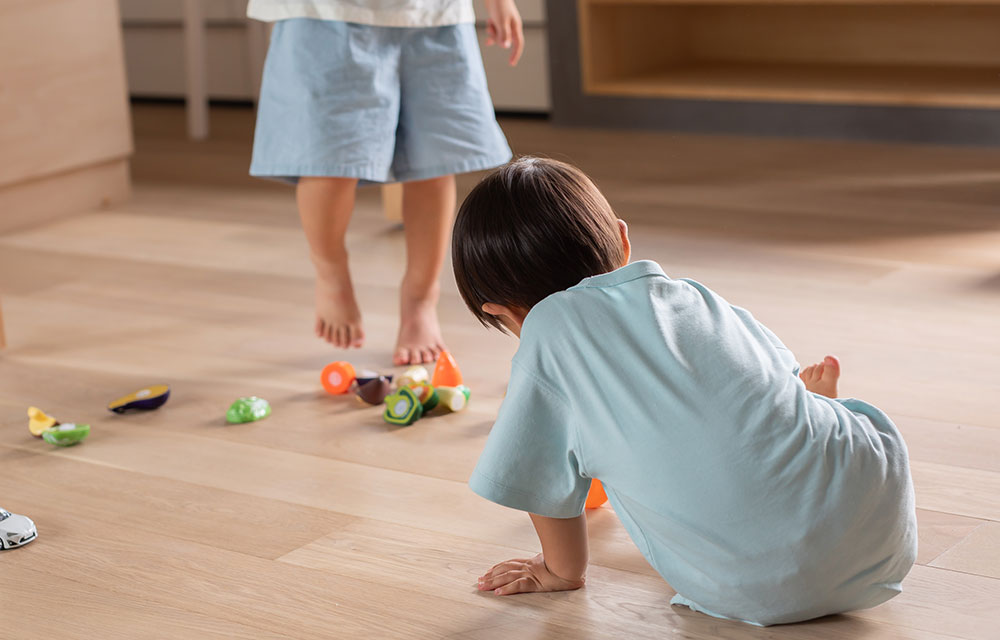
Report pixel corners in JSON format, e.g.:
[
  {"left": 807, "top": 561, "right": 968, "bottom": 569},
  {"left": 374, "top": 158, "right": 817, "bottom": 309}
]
[
  {"left": 482, "top": 302, "right": 509, "bottom": 318},
  {"left": 482, "top": 302, "right": 528, "bottom": 337},
  {"left": 618, "top": 219, "right": 631, "bottom": 266}
]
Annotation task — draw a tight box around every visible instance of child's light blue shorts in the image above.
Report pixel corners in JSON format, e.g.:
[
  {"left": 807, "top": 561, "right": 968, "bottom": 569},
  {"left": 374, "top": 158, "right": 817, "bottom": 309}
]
[{"left": 250, "top": 18, "right": 512, "bottom": 185}]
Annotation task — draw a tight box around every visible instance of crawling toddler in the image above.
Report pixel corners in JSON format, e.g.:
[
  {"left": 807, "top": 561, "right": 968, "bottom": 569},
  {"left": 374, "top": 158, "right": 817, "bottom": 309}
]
[{"left": 454, "top": 157, "right": 917, "bottom": 626}]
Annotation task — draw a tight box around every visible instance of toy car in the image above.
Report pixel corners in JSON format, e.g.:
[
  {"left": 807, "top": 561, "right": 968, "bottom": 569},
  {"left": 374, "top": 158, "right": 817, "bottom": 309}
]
[{"left": 0, "top": 508, "right": 38, "bottom": 550}]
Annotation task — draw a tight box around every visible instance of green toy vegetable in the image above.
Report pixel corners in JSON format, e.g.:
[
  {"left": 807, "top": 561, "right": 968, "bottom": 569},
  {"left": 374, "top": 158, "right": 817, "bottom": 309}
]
[
  {"left": 41, "top": 423, "right": 90, "bottom": 447},
  {"left": 383, "top": 387, "right": 423, "bottom": 426},
  {"left": 226, "top": 397, "right": 271, "bottom": 424}
]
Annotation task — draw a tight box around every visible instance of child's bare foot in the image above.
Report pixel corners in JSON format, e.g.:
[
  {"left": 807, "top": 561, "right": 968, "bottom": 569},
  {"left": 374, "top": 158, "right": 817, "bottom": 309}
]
[
  {"left": 394, "top": 286, "right": 445, "bottom": 365},
  {"left": 296, "top": 177, "right": 362, "bottom": 349},
  {"left": 313, "top": 258, "right": 364, "bottom": 349},
  {"left": 799, "top": 355, "right": 840, "bottom": 398}
]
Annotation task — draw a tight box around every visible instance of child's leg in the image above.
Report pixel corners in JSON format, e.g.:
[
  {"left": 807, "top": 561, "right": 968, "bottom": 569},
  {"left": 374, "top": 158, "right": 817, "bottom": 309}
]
[
  {"left": 395, "top": 174, "right": 456, "bottom": 365},
  {"left": 296, "top": 176, "right": 364, "bottom": 349}
]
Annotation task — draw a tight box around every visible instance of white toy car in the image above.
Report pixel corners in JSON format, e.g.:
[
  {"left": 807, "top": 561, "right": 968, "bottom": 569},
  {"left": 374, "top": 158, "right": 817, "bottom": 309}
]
[{"left": 0, "top": 508, "right": 37, "bottom": 550}]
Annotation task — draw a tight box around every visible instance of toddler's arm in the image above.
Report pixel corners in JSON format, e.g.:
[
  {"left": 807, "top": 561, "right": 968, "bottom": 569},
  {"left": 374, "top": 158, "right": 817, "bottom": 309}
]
[{"left": 477, "top": 513, "right": 588, "bottom": 595}]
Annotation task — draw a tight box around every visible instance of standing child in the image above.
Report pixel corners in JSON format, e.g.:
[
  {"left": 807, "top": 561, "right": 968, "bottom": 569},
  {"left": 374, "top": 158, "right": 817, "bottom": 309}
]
[
  {"left": 454, "top": 157, "right": 917, "bottom": 626},
  {"left": 248, "top": 0, "right": 521, "bottom": 364}
]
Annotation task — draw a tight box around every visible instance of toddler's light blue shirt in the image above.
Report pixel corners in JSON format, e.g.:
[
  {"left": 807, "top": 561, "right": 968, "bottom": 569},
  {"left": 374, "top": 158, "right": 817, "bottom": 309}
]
[{"left": 470, "top": 260, "right": 917, "bottom": 625}]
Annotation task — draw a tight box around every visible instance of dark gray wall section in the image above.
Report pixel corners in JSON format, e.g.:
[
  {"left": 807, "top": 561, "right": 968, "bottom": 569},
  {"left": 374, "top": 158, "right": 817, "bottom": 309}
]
[{"left": 546, "top": 1, "right": 1000, "bottom": 146}]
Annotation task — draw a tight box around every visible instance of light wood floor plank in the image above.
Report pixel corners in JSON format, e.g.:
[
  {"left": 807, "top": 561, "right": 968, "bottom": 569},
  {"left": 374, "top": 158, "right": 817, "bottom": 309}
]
[
  {"left": 0, "top": 426, "right": 651, "bottom": 576},
  {"left": 930, "top": 523, "right": 1000, "bottom": 580},
  {"left": 910, "top": 461, "right": 1000, "bottom": 522},
  {"left": 278, "top": 518, "right": 964, "bottom": 640},
  {"left": 915, "top": 509, "right": 988, "bottom": 566},
  {"left": 5, "top": 566, "right": 288, "bottom": 640},
  {"left": 848, "top": 564, "right": 1000, "bottom": 640},
  {"left": 4, "top": 519, "right": 595, "bottom": 639},
  {"left": 0, "top": 446, "right": 352, "bottom": 560}
]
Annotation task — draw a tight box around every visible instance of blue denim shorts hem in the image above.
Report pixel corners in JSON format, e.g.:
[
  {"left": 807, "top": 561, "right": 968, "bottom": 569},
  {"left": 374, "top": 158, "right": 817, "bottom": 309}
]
[{"left": 250, "top": 151, "right": 513, "bottom": 186}]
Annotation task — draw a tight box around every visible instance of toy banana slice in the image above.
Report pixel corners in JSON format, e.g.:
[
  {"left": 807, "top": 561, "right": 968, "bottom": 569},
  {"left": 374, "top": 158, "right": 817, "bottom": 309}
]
[{"left": 28, "top": 407, "right": 58, "bottom": 437}]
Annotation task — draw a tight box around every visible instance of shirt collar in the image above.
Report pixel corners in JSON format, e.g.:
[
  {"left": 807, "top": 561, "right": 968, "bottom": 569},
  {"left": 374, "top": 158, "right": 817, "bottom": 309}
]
[{"left": 571, "top": 260, "right": 667, "bottom": 289}]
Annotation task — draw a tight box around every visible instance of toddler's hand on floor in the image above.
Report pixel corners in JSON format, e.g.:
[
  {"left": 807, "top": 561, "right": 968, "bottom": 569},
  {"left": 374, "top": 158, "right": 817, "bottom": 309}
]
[{"left": 477, "top": 553, "right": 585, "bottom": 595}]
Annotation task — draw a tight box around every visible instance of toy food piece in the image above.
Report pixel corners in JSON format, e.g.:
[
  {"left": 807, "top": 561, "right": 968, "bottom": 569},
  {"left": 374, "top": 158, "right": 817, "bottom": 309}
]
[
  {"left": 28, "top": 407, "right": 58, "bottom": 437},
  {"left": 0, "top": 508, "right": 38, "bottom": 550},
  {"left": 432, "top": 350, "right": 463, "bottom": 387},
  {"left": 585, "top": 479, "right": 608, "bottom": 509},
  {"left": 356, "top": 376, "right": 393, "bottom": 406},
  {"left": 383, "top": 387, "right": 423, "bottom": 426},
  {"left": 108, "top": 384, "right": 170, "bottom": 413},
  {"left": 435, "top": 386, "right": 470, "bottom": 412},
  {"left": 409, "top": 383, "right": 439, "bottom": 412},
  {"left": 355, "top": 370, "right": 390, "bottom": 387},
  {"left": 226, "top": 397, "right": 271, "bottom": 424},
  {"left": 42, "top": 423, "right": 90, "bottom": 447},
  {"left": 321, "top": 361, "right": 356, "bottom": 395},
  {"left": 396, "top": 366, "right": 429, "bottom": 389}
]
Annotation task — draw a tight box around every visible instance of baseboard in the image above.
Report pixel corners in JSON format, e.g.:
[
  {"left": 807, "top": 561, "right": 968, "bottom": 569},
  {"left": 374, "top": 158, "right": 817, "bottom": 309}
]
[{"left": 0, "top": 159, "right": 131, "bottom": 235}]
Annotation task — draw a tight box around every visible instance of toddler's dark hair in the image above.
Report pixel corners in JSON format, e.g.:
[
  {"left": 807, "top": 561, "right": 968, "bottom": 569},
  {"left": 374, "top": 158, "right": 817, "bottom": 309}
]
[{"left": 452, "top": 157, "right": 624, "bottom": 332}]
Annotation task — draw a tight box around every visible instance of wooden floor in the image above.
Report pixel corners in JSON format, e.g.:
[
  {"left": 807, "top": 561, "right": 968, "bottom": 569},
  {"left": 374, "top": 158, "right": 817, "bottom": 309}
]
[{"left": 2, "top": 104, "right": 999, "bottom": 639}]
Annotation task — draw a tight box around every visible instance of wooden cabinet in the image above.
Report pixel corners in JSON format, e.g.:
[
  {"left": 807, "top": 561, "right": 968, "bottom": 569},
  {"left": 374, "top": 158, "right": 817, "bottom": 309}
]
[
  {"left": 578, "top": 0, "right": 1000, "bottom": 109},
  {"left": 0, "top": 0, "right": 132, "bottom": 233}
]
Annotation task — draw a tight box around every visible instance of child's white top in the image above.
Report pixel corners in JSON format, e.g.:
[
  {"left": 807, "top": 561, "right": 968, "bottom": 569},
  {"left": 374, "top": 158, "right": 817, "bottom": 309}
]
[
  {"left": 470, "top": 260, "right": 917, "bottom": 626},
  {"left": 247, "top": 0, "right": 475, "bottom": 27}
]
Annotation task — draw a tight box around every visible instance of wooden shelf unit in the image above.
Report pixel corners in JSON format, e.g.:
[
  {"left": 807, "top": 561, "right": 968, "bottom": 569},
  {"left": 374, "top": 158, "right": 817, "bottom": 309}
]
[{"left": 578, "top": 1, "right": 1000, "bottom": 108}]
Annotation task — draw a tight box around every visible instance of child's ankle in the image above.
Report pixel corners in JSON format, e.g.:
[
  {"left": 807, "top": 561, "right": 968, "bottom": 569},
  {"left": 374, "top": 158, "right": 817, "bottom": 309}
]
[
  {"left": 401, "top": 275, "right": 440, "bottom": 303},
  {"left": 311, "top": 247, "right": 350, "bottom": 271}
]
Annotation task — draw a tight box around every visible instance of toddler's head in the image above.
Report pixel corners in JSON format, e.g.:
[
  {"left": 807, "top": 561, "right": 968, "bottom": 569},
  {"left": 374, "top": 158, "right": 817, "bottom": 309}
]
[{"left": 452, "top": 157, "right": 628, "bottom": 334}]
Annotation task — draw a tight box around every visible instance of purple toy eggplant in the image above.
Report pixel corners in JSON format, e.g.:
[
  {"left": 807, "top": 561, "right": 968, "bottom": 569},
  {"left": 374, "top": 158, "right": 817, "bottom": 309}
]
[{"left": 108, "top": 385, "right": 171, "bottom": 413}]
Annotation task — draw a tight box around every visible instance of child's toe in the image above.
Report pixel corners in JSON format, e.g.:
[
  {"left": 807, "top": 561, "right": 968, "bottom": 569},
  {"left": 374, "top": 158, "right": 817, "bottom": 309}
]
[
  {"left": 350, "top": 331, "right": 364, "bottom": 349},
  {"left": 394, "top": 347, "right": 411, "bottom": 366},
  {"left": 823, "top": 355, "right": 841, "bottom": 376},
  {"left": 347, "top": 325, "right": 362, "bottom": 348}
]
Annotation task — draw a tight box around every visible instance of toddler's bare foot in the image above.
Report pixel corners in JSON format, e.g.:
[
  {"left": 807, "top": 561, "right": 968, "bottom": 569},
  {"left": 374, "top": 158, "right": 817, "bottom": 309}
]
[
  {"left": 799, "top": 355, "right": 841, "bottom": 398},
  {"left": 394, "top": 285, "right": 445, "bottom": 366},
  {"left": 313, "top": 258, "right": 364, "bottom": 349}
]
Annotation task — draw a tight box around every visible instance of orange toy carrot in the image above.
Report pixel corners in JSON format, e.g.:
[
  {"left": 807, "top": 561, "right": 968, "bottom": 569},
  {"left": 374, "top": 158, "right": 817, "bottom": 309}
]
[
  {"left": 432, "top": 350, "right": 463, "bottom": 387},
  {"left": 321, "top": 361, "right": 356, "bottom": 395},
  {"left": 585, "top": 479, "right": 608, "bottom": 509}
]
